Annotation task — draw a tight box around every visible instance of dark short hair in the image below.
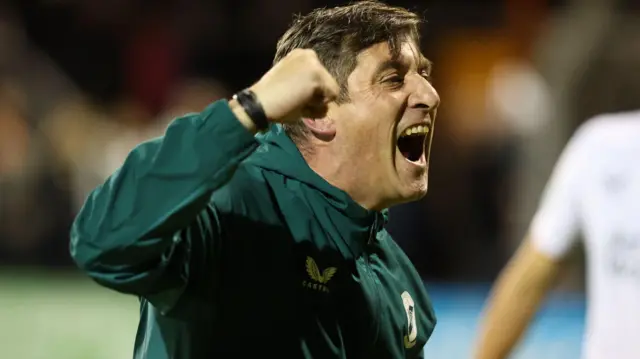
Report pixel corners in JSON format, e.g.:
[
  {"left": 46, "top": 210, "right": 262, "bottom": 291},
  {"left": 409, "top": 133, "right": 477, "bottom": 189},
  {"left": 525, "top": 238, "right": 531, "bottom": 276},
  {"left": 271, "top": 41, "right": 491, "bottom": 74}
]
[{"left": 274, "top": 1, "right": 423, "bottom": 144}]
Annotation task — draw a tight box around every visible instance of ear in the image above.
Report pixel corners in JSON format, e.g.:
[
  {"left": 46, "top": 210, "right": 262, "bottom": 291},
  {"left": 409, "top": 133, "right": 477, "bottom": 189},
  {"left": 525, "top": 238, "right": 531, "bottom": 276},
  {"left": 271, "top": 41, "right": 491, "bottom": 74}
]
[{"left": 303, "top": 117, "right": 336, "bottom": 141}]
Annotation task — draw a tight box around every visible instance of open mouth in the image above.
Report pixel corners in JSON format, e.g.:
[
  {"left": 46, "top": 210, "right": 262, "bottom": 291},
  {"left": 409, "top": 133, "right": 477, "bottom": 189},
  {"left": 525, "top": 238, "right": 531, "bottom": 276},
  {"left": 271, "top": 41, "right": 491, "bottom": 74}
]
[{"left": 397, "top": 124, "right": 429, "bottom": 162}]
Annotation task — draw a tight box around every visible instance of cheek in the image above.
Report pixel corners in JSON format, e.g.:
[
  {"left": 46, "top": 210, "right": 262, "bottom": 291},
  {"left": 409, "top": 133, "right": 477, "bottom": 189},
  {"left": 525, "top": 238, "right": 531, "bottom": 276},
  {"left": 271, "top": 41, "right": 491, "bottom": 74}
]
[
  {"left": 343, "top": 98, "right": 400, "bottom": 153},
  {"left": 348, "top": 124, "right": 387, "bottom": 166}
]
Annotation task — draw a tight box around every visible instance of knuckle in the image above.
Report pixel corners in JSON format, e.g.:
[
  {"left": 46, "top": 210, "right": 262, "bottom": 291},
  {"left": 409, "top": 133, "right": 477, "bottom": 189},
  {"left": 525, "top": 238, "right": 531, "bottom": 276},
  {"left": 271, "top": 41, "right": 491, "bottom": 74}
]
[
  {"left": 290, "top": 48, "right": 306, "bottom": 56},
  {"left": 302, "top": 48, "right": 318, "bottom": 59},
  {"left": 302, "top": 50, "right": 320, "bottom": 66},
  {"left": 288, "top": 48, "right": 307, "bottom": 62},
  {"left": 291, "top": 48, "right": 317, "bottom": 62}
]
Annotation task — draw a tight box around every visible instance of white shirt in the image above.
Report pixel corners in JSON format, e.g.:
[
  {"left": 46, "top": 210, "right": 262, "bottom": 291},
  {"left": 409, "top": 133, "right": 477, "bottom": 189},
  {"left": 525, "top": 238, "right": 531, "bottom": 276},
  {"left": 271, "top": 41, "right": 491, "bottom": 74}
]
[{"left": 530, "top": 111, "right": 640, "bottom": 359}]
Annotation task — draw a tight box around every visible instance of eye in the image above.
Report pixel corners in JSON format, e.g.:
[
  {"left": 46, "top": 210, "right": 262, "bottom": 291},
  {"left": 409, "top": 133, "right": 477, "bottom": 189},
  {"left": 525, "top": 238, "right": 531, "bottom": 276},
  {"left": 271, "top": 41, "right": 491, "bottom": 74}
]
[
  {"left": 384, "top": 75, "right": 403, "bottom": 82},
  {"left": 383, "top": 74, "right": 405, "bottom": 88}
]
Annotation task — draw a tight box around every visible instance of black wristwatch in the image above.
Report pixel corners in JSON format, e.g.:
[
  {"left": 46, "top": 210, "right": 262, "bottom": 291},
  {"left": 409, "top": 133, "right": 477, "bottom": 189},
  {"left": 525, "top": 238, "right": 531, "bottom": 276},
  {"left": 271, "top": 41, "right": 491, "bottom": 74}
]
[{"left": 232, "top": 89, "right": 270, "bottom": 131}]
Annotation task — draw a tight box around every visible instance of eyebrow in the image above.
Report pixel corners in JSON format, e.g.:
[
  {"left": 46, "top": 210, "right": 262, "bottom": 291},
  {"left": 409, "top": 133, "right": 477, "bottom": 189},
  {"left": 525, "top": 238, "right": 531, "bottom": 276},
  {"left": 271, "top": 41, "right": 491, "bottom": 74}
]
[{"left": 420, "top": 56, "right": 433, "bottom": 74}]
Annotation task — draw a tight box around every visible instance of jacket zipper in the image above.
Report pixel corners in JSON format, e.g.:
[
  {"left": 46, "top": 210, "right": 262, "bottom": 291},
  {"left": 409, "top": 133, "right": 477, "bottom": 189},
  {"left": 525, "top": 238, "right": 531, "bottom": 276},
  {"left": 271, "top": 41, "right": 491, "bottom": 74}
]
[
  {"left": 367, "top": 215, "right": 378, "bottom": 245},
  {"left": 364, "top": 215, "right": 381, "bottom": 353}
]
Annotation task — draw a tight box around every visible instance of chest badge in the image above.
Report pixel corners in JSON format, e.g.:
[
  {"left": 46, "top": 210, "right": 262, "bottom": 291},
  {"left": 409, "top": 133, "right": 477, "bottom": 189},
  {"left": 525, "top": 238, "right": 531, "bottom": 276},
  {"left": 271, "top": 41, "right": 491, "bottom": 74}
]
[
  {"left": 401, "top": 291, "right": 418, "bottom": 349},
  {"left": 302, "top": 256, "right": 337, "bottom": 293}
]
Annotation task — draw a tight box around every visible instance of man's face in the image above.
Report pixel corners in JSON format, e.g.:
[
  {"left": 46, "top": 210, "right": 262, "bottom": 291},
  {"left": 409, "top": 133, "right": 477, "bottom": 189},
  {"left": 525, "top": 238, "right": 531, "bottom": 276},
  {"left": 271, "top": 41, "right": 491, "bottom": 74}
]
[{"left": 329, "top": 40, "right": 440, "bottom": 209}]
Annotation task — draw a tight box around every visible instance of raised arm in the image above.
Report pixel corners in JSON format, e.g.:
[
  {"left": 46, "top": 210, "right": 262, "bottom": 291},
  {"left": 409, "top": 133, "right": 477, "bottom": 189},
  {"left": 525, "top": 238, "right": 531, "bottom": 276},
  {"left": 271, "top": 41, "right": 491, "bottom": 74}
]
[
  {"left": 70, "top": 49, "right": 340, "bottom": 313},
  {"left": 70, "top": 100, "right": 259, "bottom": 310}
]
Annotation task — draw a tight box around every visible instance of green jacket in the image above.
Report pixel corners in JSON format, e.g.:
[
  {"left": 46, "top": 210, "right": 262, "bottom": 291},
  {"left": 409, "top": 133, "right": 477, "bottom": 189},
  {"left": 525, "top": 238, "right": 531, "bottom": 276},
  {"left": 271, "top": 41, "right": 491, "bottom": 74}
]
[{"left": 70, "top": 100, "right": 436, "bottom": 359}]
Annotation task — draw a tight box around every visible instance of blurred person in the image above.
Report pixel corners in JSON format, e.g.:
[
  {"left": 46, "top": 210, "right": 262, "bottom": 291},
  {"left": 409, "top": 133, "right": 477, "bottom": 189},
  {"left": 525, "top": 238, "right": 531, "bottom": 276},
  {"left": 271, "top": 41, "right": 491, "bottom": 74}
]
[
  {"left": 474, "top": 112, "right": 640, "bottom": 359},
  {"left": 70, "top": 2, "right": 439, "bottom": 359},
  {"left": 41, "top": 95, "right": 116, "bottom": 210},
  {"left": 42, "top": 79, "right": 225, "bottom": 214},
  {"left": 155, "top": 78, "right": 230, "bottom": 128},
  {"left": 0, "top": 79, "right": 33, "bottom": 253},
  {"left": 0, "top": 80, "right": 30, "bottom": 178},
  {"left": 0, "top": 79, "right": 75, "bottom": 266}
]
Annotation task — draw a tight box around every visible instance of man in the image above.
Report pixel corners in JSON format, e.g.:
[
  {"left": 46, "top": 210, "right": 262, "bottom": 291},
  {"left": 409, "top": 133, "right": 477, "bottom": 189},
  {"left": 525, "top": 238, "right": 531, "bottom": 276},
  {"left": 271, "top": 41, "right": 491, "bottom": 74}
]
[
  {"left": 474, "top": 112, "right": 640, "bottom": 359},
  {"left": 70, "top": 1, "right": 440, "bottom": 358}
]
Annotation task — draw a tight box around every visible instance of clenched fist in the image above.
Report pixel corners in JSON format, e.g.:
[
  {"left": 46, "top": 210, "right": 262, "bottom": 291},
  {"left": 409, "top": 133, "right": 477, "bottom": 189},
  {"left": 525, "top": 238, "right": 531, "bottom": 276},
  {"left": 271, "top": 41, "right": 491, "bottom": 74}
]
[{"left": 230, "top": 49, "right": 340, "bottom": 132}]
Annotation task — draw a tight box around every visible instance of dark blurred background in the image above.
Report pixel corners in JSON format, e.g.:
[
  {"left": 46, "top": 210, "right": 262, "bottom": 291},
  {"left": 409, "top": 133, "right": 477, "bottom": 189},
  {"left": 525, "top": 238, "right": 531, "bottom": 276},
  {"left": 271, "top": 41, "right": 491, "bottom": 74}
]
[{"left": 2, "top": 0, "right": 640, "bottom": 358}]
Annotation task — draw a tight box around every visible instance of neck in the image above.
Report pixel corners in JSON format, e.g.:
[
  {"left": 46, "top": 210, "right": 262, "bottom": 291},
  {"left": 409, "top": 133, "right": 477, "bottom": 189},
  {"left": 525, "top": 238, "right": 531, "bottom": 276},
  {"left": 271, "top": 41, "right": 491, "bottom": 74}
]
[{"left": 302, "top": 147, "right": 387, "bottom": 212}]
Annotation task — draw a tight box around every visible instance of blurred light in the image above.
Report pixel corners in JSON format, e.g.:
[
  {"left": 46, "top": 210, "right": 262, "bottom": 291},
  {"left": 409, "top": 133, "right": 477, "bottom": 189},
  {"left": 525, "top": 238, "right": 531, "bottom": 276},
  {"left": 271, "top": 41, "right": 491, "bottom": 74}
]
[{"left": 487, "top": 60, "right": 553, "bottom": 136}]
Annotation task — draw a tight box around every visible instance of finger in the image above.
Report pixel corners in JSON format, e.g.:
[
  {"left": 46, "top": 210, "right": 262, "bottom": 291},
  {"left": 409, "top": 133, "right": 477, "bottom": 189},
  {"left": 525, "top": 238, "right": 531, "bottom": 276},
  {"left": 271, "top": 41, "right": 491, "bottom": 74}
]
[{"left": 320, "top": 71, "right": 340, "bottom": 102}]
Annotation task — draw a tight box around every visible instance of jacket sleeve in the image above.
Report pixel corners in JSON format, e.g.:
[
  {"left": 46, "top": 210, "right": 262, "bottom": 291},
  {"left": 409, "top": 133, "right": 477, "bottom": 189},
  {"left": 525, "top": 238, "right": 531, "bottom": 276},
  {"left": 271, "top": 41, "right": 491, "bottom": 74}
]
[{"left": 69, "top": 100, "right": 259, "bottom": 314}]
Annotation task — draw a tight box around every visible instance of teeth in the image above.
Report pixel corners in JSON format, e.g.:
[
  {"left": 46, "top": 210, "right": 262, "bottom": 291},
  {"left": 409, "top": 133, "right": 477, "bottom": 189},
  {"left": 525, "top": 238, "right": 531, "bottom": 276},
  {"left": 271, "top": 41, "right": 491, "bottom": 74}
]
[{"left": 401, "top": 125, "right": 429, "bottom": 137}]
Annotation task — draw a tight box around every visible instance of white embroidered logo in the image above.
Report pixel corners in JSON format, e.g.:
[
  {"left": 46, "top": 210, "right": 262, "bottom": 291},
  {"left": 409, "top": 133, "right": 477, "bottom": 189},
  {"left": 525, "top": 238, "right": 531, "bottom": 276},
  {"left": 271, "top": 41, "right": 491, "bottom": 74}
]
[{"left": 401, "top": 291, "right": 417, "bottom": 349}]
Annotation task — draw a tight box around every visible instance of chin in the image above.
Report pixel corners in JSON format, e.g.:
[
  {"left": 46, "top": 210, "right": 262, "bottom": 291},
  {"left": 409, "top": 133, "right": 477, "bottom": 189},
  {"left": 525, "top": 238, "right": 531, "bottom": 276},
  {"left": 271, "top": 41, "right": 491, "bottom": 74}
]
[
  {"left": 393, "top": 177, "right": 429, "bottom": 205},
  {"left": 390, "top": 157, "right": 430, "bottom": 205},
  {"left": 407, "top": 183, "right": 429, "bottom": 201}
]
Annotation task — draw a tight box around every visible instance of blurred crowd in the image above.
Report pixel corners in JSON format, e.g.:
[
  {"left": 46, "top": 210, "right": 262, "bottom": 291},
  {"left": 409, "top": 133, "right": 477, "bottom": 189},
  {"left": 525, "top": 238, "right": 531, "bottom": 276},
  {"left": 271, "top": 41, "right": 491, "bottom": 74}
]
[{"left": 1, "top": 0, "right": 640, "bottom": 284}]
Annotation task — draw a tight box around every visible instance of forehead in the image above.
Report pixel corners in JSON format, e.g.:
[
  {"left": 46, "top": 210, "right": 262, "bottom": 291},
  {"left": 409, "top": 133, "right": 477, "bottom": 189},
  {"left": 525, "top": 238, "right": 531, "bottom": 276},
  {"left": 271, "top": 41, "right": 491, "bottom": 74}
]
[{"left": 354, "top": 40, "right": 430, "bottom": 74}]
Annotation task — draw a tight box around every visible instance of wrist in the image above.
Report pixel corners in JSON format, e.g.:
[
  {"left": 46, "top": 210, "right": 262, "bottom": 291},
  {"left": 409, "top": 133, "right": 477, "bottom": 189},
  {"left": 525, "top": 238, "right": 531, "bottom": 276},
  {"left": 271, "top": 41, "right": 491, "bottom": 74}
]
[
  {"left": 231, "top": 89, "right": 270, "bottom": 133},
  {"left": 229, "top": 98, "right": 258, "bottom": 134}
]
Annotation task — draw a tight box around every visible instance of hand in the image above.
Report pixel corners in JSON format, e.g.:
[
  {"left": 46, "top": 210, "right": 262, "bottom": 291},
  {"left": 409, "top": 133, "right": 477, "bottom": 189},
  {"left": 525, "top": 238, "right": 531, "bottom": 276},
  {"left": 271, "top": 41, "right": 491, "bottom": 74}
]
[{"left": 250, "top": 49, "right": 340, "bottom": 124}]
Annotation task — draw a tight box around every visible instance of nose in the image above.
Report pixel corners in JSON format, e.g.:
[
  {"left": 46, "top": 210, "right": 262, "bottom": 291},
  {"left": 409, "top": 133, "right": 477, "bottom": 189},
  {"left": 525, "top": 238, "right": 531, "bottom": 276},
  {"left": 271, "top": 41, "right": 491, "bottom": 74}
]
[{"left": 407, "top": 74, "right": 440, "bottom": 111}]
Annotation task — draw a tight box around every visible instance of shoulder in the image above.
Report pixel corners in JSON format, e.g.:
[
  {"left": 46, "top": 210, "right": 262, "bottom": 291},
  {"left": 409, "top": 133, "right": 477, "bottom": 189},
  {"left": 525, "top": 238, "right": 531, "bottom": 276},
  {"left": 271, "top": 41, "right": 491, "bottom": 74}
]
[
  {"left": 573, "top": 111, "right": 640, "bottom": 150},
  {"left": 209, "top": 160, "right": 273, "bottom": 216},
  {"left": 565, "top": 111, "right": 640, "bottom": 174},
  {"left": 553, "top": 111, "right": 639, "bottom": 172}
]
